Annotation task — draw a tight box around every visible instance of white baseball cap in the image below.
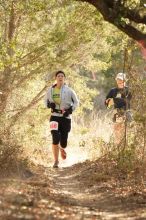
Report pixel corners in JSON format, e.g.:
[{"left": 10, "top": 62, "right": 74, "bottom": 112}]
[{"left": 115, "top": 72, "right": 127, "bottom": 81}]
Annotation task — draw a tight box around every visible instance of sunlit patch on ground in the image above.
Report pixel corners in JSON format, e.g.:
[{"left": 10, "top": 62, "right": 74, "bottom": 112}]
[
  {"left": 28, "top": 144, "right": 89, "bottom": 169},
  {"left": 29, "top": 112, "right": 114, "bottom": 168},
  {"left": 60, "top": 145, "right": 88, "bottom": 167}
]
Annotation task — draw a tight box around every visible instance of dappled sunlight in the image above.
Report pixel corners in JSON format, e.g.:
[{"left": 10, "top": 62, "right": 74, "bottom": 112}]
[
  {"left": 65, "top": 112, "right": 114, "bottom": 161},
  {"left": 29, "top": 147, "right": 88, "bottom": 169},
  {"left": 26, "top": 111, "right": 113, "bottom": 168},
  {"left": 28, "top": 143, "right": 88, "bottom": 168},
  {"left": 89, "top": 112, "right": 113, "bottom": 143},
  {"left": 29, "top": 112, "right": 114, "bottom": 168},
  {"left": 60, "top": 145, "right": 88, "bottom": 167},
  {"left": 0, "top": 0, "right": 146, "bottom": 218}
]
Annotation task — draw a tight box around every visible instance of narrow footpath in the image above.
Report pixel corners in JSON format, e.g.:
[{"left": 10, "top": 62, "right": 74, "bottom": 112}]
[{"left": 0, "top": 159, "right": 146, "bottom": 220}]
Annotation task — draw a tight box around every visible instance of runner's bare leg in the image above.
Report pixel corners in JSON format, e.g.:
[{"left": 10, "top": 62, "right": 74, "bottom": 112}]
[{"left": 52, "top": 144, "right": 59, "bottom": 162}]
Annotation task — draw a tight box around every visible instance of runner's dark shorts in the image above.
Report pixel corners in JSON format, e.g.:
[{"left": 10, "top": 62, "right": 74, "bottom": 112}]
[{"left": 50, "top": 116, "right": 71, "bottom": 148}]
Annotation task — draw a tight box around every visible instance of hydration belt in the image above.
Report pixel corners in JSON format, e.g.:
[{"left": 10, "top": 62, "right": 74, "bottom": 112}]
[{"left": 52, "top": 109, "right": 63, "bottom": 114}]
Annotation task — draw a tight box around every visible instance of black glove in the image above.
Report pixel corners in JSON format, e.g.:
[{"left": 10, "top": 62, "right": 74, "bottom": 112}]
[
  {"left": 63, "top": 106, "right": 73, "bottom": 117},
  {"left": 47, "top": 100, "right": 56, "bottom": 110}
]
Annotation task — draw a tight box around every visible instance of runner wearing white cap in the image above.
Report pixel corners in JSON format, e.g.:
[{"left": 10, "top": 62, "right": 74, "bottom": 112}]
[{"left": 105, "top": 73, "right": 132, "bottom": 145}]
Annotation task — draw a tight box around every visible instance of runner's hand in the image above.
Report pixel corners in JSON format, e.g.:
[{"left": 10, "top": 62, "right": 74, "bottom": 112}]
[
  {"left": 106, "top": 98, "right": 114, "bottom": 108},
  {"left": 63, "top": 106, "right": 72, "bottom": 117},
  {"left": 47, "top": 100, "right": 56, "bottom": 110}
]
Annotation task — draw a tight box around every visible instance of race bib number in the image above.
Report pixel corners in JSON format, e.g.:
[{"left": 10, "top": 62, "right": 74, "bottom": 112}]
[
  {"left": 116, "top": 93, "right": 121, "bottom": 98},
  {"left": 50, "top": 121, "right": 58, "bottom": 130}
]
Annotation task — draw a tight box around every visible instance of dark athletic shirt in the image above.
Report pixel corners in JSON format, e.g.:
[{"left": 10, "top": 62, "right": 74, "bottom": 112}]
[{"left": 105, "top": 87, "right": 132, "bottom": 110}]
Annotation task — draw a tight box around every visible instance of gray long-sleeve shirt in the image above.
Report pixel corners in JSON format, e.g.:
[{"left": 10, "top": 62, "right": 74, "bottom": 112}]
[{"left": 45, "top": 84, "right": 79, "bottom": 118}]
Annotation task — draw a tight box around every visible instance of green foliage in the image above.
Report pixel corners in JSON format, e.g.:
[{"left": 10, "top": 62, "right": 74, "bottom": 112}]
[
  {"left": 0, "top": 140, "right": 30, "bottom": 177},
  {"left": 116, "top": 147, "right": 137, "bottom": 173},
  {"left": 0, "top": 0, "right": 145, "bottom": 176},
  {"left": 124, "top": 0, "right": 141, "bottom": 9},
  {"left": 135, "top": 113, "right": 146, "bottom": 123}
]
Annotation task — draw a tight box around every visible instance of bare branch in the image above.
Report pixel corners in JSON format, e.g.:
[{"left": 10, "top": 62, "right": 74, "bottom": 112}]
[{"left": 8, "top": 85, "right": 48, "bottom": 129}]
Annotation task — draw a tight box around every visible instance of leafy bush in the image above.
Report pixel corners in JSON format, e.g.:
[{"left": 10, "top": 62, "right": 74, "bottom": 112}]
[{"left": 0, "top": 140, "right": 31, "bottom": 178}]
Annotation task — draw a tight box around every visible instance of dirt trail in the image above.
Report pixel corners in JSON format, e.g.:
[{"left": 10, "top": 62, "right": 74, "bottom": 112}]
[{"left": 0, "top": 161, "right": 146, "bottom": 220}]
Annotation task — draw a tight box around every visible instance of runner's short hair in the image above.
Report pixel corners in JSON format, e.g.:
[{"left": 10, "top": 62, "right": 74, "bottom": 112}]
[{"left": 55, "top": 70, "right": 66, "bottom": 77}]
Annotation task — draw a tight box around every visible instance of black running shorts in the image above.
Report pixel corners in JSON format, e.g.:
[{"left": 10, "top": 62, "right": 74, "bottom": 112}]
[{"left": 50, "top": 116, "right": 71, "bottom": 148}]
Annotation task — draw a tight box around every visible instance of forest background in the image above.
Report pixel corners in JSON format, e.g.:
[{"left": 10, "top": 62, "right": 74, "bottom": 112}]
[{"left": 0, "top": 0, "right": 146, "bottom": 178}]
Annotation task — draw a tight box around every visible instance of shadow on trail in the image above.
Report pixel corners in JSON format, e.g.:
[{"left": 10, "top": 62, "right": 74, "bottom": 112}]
[
  {"left": 0, "top": 160, "right": 146, "bottom": 220},
  {"left": 44, "top": 161, "right": 146, "bottom": 220}
]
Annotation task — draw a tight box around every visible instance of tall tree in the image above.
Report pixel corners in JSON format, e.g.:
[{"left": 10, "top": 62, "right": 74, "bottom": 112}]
[
  {"left": 76, "top": 0, "right": 146, "bottom": 48},
  {"left": 0, "top": 0, "right": 99, "bottom": 134}
]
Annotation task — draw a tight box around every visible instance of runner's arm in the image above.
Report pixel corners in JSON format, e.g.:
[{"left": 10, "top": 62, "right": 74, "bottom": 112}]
[{"left": 71, "top": 89, "right": 79, "bottom": 111}]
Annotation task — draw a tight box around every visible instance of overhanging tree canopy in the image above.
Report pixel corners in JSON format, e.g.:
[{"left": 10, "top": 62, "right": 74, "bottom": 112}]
[{"left": 76, "top": 0, "right": 146, "bottom": 48}]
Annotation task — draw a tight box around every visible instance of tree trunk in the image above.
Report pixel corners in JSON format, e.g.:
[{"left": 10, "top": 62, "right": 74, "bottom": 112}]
[{"left": 0, "top": 1, "right": 16, "bottom": 114}]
